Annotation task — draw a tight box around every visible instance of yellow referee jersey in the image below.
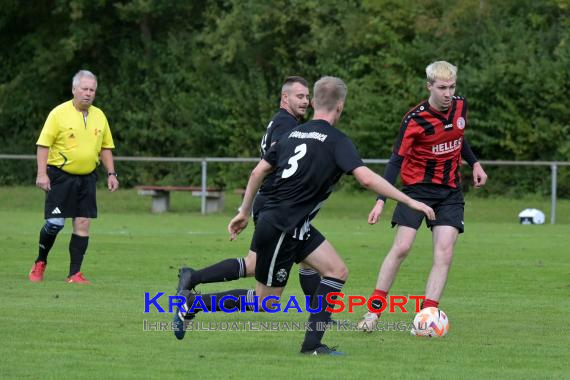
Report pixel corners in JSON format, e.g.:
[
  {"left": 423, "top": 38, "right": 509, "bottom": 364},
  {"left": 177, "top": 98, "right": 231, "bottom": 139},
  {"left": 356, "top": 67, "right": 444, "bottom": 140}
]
[{"left": 36, "top": 100, "right": 115, "bottom": 175}]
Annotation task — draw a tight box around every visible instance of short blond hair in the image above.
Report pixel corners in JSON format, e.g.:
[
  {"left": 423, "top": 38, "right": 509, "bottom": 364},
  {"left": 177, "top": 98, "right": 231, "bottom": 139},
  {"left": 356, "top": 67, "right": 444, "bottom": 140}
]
[
  {"left": 426, "top": 61, "right": 457, "bottom": 83},
  {"left": 313, "top": 76, "right": 347, "bottom": 112}
]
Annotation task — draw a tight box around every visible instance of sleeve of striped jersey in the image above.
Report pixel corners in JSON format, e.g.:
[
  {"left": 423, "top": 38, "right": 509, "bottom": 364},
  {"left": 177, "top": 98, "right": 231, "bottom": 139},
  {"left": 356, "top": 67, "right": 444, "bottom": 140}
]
[
  {"left": 375, "top": 117, "right": 415, "bottom": 201},
  {"left": 376, "top": 153, "right": 402, "bottom": 202},
  {"left": 461, "top": 138, "right": 478, "bottom": 167}
]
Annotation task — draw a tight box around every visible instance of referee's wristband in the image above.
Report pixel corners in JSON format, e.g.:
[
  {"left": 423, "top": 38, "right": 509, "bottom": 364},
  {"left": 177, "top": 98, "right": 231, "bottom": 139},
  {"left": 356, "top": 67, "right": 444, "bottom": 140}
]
[{"left": 107, "top": 172, "right": 118, "bottom": 177}]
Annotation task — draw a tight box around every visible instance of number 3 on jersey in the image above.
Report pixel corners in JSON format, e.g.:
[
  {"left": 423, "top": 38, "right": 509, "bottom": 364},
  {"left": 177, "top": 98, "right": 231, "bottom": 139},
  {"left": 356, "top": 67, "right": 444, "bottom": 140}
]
[{"left": 282, "top": 144, "right": 307, "bottom": 178}]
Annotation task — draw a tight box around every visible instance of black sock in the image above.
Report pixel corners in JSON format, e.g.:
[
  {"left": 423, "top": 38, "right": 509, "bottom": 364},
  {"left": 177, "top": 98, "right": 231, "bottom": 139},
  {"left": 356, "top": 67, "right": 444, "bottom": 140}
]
[
  {"left": 298, "top": 267, "right": 321, "bottom": 304},
  {"left": 192, "top": 258, "right": 245, "bottom": 286},
  {"left": 69, "top": 234, "right": 89, "bottom": 277},
  {"left": 187, "top": 289, "right": 256, "bottom": 312},
  {"left": 301, "top": 277, "right": 345, "bottom": 351},
  {"left": 37, "top": 223, "right": 62, "bottom": 263}
]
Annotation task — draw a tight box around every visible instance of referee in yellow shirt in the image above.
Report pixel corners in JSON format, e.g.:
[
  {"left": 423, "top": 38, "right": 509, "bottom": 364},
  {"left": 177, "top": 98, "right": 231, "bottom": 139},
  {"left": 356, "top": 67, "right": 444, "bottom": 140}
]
[{"left": 29, "top": 70, "right": 119, "bottom": 284}]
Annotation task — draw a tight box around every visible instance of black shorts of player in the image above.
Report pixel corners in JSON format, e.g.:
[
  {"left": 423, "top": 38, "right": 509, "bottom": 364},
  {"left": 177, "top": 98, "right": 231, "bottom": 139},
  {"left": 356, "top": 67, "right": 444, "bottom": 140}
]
[
  {"left": 392, "top": 183, "right": 465, "bottom": 233},
  {"left": 250, "top": 192, "right": 270, "bottom": 252},
  {"left": 253, "top": 215, "right": 325, "bottom": 287},
  {"left": 44, "top": 166, "right": 98, "bottom": 219}
]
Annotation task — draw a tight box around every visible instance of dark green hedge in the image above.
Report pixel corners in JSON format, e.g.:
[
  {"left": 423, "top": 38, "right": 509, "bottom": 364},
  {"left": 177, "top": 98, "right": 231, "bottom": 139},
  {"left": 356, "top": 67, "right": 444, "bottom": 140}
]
[{"left": 1, "top": 0, "right": 568, "bottom": 195}]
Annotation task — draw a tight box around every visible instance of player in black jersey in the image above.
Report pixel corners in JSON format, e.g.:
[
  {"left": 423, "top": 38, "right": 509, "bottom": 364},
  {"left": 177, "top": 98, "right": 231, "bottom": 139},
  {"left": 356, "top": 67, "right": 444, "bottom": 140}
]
[
  {"left": 358, "top": 61, "right": 488, "bottom": 331},
  {"left": 175, "top": 77, "right": 324, "bottom": 303},
  {"left": 173, "top": 76, "right": 435, "bottom": 356}
]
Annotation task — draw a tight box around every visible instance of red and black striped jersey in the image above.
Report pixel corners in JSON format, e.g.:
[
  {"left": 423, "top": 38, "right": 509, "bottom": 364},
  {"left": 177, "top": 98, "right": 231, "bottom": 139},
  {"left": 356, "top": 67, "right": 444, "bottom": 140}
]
[{"left": 393, "top": 96, "right": 468, "bottom": 188}]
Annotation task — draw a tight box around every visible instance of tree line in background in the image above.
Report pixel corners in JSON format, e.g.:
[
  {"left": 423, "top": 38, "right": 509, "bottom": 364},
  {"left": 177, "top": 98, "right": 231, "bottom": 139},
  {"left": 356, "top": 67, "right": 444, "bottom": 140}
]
[{"left": 1, "top": 0, "right": 569, "bottom": 196}]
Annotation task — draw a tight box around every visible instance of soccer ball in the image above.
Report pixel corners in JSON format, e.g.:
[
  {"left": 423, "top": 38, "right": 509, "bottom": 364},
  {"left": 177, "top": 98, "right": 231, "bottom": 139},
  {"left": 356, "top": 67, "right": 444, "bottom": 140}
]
[{"left": 411, "top": 307, "right": 449, "bottom": 337}]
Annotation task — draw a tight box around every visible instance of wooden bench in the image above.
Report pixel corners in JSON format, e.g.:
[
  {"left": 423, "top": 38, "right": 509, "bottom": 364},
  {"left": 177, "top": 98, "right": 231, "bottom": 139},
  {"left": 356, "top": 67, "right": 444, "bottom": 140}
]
[{"left": 136, "top": 186, "right": 224, "bottom": 214}]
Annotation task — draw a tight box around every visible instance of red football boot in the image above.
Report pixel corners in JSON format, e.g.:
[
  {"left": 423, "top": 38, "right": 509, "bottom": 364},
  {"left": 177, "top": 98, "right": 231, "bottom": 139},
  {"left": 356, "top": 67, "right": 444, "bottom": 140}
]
[
  {"left": 66, "top": 272, "right": 91, "bottom": 284},
  {"left": 29, "top": 261, "right": 47, "bottom": 282}
]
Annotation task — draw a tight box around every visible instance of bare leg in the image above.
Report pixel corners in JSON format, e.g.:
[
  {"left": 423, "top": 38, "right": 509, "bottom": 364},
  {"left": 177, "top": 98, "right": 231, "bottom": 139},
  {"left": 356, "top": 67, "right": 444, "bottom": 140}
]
[
  {"left": 424, "top": 225, "right": 458, "bottom": 301},
  {"left": 358, "top": 226, "right": 417, "bottom": 331},
  {"left": 255, "top": 282, "right": 284, "bottom": 310},
  {"left": 244, "top": 250, "right": 256, "bottom": 276},
  {"left": 72, "top": 217, "right": 90, "bottom": 236},
  {"left": 301, "top": 240, "right": 348, "bottom": 281},
  {"left": 374, "top": 226, "right": 417, "bottom": 291}
]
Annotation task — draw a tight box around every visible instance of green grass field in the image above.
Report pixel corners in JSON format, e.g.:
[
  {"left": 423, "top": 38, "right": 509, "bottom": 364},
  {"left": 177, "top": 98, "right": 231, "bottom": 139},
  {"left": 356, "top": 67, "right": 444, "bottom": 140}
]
[{"left": 1, "top": 186, "right": 569, "bottom": 379}]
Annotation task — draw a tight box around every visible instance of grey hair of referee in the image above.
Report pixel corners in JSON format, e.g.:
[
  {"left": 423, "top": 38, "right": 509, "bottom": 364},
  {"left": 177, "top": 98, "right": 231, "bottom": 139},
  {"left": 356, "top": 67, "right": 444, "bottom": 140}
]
[{"left": 72, "top": 70, "right": 97, "bottom": 89}]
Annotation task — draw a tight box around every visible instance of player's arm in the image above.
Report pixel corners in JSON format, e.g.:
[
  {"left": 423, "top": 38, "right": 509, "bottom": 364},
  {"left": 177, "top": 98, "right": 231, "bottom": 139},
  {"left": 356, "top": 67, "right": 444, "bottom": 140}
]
[
  {"left": 368, "top": 152, "right": 403, "bottom": 224},
  {"left": 461, "top": 138, "right": 477, "bottom": 167},
  {"left": 36, "top": 111, "right": 58, "bottom": 192},
  {"left": 228, "top": 159, "right": 274, "bottom": 240},
  {"left": 354, "top": 166, "right": 435, "bottom": 221},
  {"left": 100, "top": 148, "right": 119, "bottom": 192},
  {"left": 461, "top": 138, "right": 487, "bottom": 188},
  {"left": 36, "top": 145, "right": 50, "bottom": 191},
  {"left": 368, "top": 117, "right": 413, "bottom": 224},
  {"left": 240, "top": 159, "right": 273, "bottom": 215},
  {"left": 376, "top": 153, "right": 403, "bottom": 200},
  {"left": 471, "top": 162, "right": 487, "bottom": 188}
]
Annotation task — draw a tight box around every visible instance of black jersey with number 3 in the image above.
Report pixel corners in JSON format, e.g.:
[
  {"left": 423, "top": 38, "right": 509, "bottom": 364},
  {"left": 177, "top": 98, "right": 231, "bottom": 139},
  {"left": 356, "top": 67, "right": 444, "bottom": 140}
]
[{"left": 260, "top": 119, "right": 364, "bottom": 235}]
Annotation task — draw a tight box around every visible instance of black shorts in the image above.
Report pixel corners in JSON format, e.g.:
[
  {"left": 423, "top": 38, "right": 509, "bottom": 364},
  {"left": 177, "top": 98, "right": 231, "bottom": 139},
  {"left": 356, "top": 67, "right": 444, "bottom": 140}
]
[
  {"left": 392, "top": 184, "right": 465, "bottom": 233},
  {"left": 249, "top": 192, "right": 268, "bottom": 252},
  {"left": 253, "top": 216, "right": 325, "bottom": 287},
  {"left": 44, "top": 166, "right": 98, "bottom": 219}
]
